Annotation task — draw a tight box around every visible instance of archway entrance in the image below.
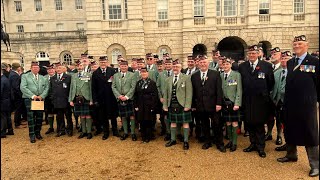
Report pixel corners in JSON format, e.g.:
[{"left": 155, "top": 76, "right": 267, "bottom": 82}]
[
  {"left": 192, "top": 44, "right": 207, "bottom": 58},
  {"left": 258, "top": 41, "right": 272, "bottom": 58},
  {"left": 217, "top": 36, "right": 247, "bottom": 61}
]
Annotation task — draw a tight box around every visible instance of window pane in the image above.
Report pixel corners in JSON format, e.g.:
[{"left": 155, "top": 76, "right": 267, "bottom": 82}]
[
  {"left": 63, "top": 54, "right": 73, "bottom": 65},
  {"left": 194, "top": 0, "right": 204, "bottom": 17},
  {"left": 75, "top": 0, "right": 83, "bottom": 9},
  {"left": 55, "top": 0, "right": 63, "bottom": 10},
  {"left": 259, "top": 0, "right": 269, "bottom": 14},
  {"left": 56, "top": 23, "right": 63, "bottom": 31},
  {"left": 224, "top": 0, "right": 236, "bottom": 16},
  {"left": 35, "top": 0, "right": 42, "bottom": 11},
  {"left": 109, "top": 4, "right": 122, "bottom": 20},
  {"left": 14, "top": 1, "right": 22, "bottom": 12},
  {"left": 111, "top": 49, "right": 122, "bottom": 64},
  {"left": 76, "top": 23, "right": 84, "bottom": 30},
  {"left": 294, "top": 0, "right": 304, "bottom": 13},
  {"left": 36, "top": 24, "right": 43, "bottom": 32},
  {"left": 17, "top": 25, "right": 24, "bottom": 33}
]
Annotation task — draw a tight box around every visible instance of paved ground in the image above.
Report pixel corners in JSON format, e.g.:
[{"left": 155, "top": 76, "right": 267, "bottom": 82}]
[{"left": 1, "top": 119, "right": 317, "bottom": 180}]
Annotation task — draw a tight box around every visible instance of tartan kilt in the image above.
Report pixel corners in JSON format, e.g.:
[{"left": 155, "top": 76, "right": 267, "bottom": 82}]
[
  {"left": 74, "top": 100, "right": 90, "bottom": 117},
  {"left": 117, "top": 100, "right": 134, "bottom": 118},
  {"left": 168, "top": 110, "right": 192, "bottom": 124},
  {"left": 222, "top": 109, "right": 241, "bottom": 122}
]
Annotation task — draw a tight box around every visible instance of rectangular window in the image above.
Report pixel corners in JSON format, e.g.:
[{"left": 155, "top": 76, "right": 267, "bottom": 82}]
[
  {"left": 102, "top": 0, "right": 106, "bottom": 20},
  {"left": 76, "top": 23, "right": 84, "bottom": 30},
  {"left": 109, "top": 0, "right": 122, "bottom": 20},
  {"left": 259, "top": 0, "right": 269, "bottom": 14},
  {"left": 224, "top": 0, "right": 237, "bottom": 16},
  {"left": 294, "top": 0, "right": 304, "bottom": 14},
  {"left": 239, "top": 0, "right": 245, "bottom": 16},
  {"left": 56, "top": 23, "right": 64, "bottom": 31},
  {"left": 158, "top": 0, "right": 168, "bottom": 20},
  {"left": 124, "top": 0, "right": 128, "bottom": 19},
  {"left": 17, "top": 25, "right": 24, "bottom": 33},
  {"left": 36, "top": 24, "right": 43, "bottom": 32},
  {"left": 55, "top": 0, "right": 63, "bottom": 10},
  {"left": 14, "top": 1, "right": 22, "bottom": 12},
  {"left": 194, "top": 0, "right": 204, "bottom": 17},
  {"left": 34, "top": 0, "right": 42, "bottom": 11},
  {"left": 75, "top": 0, "right": 83, "bottom": 10},
  {"left": 216, "top": 0, "right": 221, "bottom": 16}
]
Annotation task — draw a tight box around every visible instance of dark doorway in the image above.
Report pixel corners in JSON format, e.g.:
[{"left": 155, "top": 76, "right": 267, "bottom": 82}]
[
  {"left": 217, "top": 36, "right": 247, "bottom": 61},
  {"left": 192, "top": 44, "right": 207, "bottom": 58}
]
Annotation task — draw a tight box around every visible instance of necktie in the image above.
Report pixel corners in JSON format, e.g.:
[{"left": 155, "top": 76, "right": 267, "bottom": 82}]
[
  {"left": 35, "top": 75, "right": 38, "bottom": 81},
  {"left": 251, "top": 63, "right": 254, "bottom": 72},
  {"left": 122, "top": 73, "right": 125, "bottom": 78},
  {"left": 188, "top": 69, "right": 192, "bottom": 75},
  {"left": 167, "top": 71, "right": 170, "bottom": 77},
  {"left": 281, "top": 70, "right": 286, "bottom": 82},
  {"left": 201, "top": 72, "right": 206, "bottom": 85},
  {"left": 148, "top": 65, "right": 150, "bottom": 70},
  {"left": 102, "top": 69, "right": 106, "bottom": 76},
  {"left": 173, "top": 75, "right": 178, "bottom": 84},
  {"left": 58, "top": 74, "right": 61, "bottom": 80},
  {"left": 78, "top": 73, "right": 81, "bottom": 78},
  {"left": 272, "top": 64, "right": 275, "bottom": 70},
  {"left": 224, "top": 73, "right": 228, "bottom": 80},
  {"left": 294, "top": 58, "right": 299, "bottom": 67}
]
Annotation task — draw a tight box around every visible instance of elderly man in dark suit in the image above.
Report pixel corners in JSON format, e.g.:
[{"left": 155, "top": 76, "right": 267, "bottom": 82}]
[
  {"left": 277, "top": 35, "right": 319, "bottom": 177},
  {"left": 92, "top": 56, "right": 119, "bottom": 140},
  {"left": 1, "top": 64, "right": 11, "bottom": 138},
  {"left": 49, "top": 63, "right": 72, "bottom": 137},
  {"left": 239, "top": 45, "right": 275, "bottom": 158},
  {"left": 191, "top": 55, "right": 226, "bottom": 152},
  {"left": 9, "top": 63, "right": 23, "bottom": 130}
]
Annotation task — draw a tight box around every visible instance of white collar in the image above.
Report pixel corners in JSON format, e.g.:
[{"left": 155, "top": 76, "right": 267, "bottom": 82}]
[
  {"left": 274, "top": 62, "right": 281, "bottom": 69},
  {"left": 224, "top": 70, "right": 231, "bottom": 77},
  {"left": 250, "top": 59, "right": 259, "bottom": 66}
]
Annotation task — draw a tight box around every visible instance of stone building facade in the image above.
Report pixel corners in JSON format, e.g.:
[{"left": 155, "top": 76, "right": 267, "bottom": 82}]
[{"left": 1, "top": 0, "right": 319, "bottom": 69}]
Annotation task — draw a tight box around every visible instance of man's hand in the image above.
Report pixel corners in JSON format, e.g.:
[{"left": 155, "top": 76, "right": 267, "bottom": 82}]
[
  {"left": 160, "top": 98, "right": 164, "bottom": 103},
  {"left": 216, "top": 105, "right": 222, "bottom": 112},
  {"left": 135, "top": 108, "right": 139, "bottom": 111},
  {"left": 32, "top": 96, "right": 37, "bottom": 100},
  {"left": 38, "top": 96, "right": 43, "bottom": 101},
  {"left": 184, "top": 108, "right": 190, "bottom": 111},
  {"left": 70, "top": 102, "right": 74, "bottom": 107},
  {"left": 163, "top": 108, "right": 168, "bottom": 112},
  {"left": 191, "top": 108, "right": 196, "bottom": 111},
  {"left": 233, "top": 106, "right": 239, "bottom": 111},
  {"left": 89, "top": 101, "right": 93, "bottom": 106},
  {"left": 118, "top": 95, "right": 124, "bottom": 100}
]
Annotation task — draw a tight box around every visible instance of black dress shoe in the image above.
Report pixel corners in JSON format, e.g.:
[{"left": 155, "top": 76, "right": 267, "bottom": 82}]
[
  {"left": 230, "top": 144, "right": 237, "bottom": 152},
  {"left": 217, "top": 145, "right": 226, "bottom": 153},
  {"left": 244, "top": 131, "right": 249, "bottom": 137},
  {"left": 120, "top": 134, "right": 129, "bottom": 140},
  {"left": 78, "top": 133, "right": 87, "bottom": 139},
  {"left": 45, "top": 128, "right": 54, "bottom": 134},
  {"left": 309, "top": 168, "right": 319, "bottom": 177},
  {"left": 132, "top": 134, "right": 137, "bottom": 141},
  {"left": 202, "top": 143, "right": 212, "bottom": 150},
  {"left": 275, "top": 144, "right": 287, "bottom": 151},
  {"left": 277, "top": 156, "right": 298, "bottom": 163},
  {"left": 243, "top": 144, "right": 257, "bottom": 152},
  {"left": 113, "top": 131, "right": 120, "bottom": 137},
  {"left": 164, "top": 134, "right": 171, "bottom": 141},
  {"left": 94, "top": 130, "right": 102, "bottom": 136},
  {"left": 102, "top": 134, "right": 109, "bottom": 140},
  {"left": 258, "top": 151, "right": 266, "bottom": 158},
  {"left": 1, "top": 135, "right": 7, "bottom": 138},
  {"left": 165, "top": 140, "right": 177, "bottom": 147},
  {"left": 183, "top": 142, "right": 189, "bottom": 150},
  {"left": 67, "top": 132, "right": 73, "bottom": 137},
  {"left": 56, "top": 132, "right": 66, "bottom": 137},
  {"left": 225, "top": 141, "right": 232, "bottom": 149},
  {"left": 35, "top": 134, "right": 43, "bottom": 140},
  {"left": 30, "top": 137, "right": 36, "bottom": 143},
  {"left": 6, "top": 130, "right": 14, "bottom": 135},
  {"left": 265, "top": 134, "right": 272, "bottom": 141},
  {"left": 87, "top": 133, "right": 93, "bottom": 139},
  {"left": 276, "top": 136, "right": 282, "bottom": 145}
]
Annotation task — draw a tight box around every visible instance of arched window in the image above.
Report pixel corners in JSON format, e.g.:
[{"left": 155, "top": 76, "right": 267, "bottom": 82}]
[
  {"left": 157, "top": 45, "right": 171, "bottom": 60},
  {"left": 35, "top": 51, "right": 49, "bottom": 61},
  {"left": 63, "top": 53, "right": 73, "bottom": 65},
  {"left": 111, "top": 49, "right": 122, "bottom": 64}
]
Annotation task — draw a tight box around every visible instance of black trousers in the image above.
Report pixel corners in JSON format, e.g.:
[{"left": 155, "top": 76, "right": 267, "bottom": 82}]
[
  {"left": 199, "top": 111, "right": 224, "bottom": 146},
  {"left": 13, "top": 99, "right": 23, "bottom": 126},
  {"left": 55, "top": 107, "right": 73, "bottom": 133},
  {"left": 248, "top": 123, "right": 265, "bottom": 151},
  {"left": 286, "top": 144, "right": 319, "bottom": 169},
  {"left": 141, "top": 120, "right": 152, "bottom": 140},
  {"left": 97, "top": 106, "right": 118, "bottom": 135},
  {"left": 1, "top": 111, "right": 10, "bottom": 136}
]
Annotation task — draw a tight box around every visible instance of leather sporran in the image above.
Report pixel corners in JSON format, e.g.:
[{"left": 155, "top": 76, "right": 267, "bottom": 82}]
[{"left": 75, "top": 96, "right": 84, "bottom": 105}]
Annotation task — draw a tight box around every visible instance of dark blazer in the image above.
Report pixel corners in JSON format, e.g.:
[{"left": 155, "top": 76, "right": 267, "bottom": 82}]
[
  {"left": 284, "top": 53, "right": 319, "bottom": 146},
  {"left": 49, "top": 73, "right": 71, "bottom": 109},
  {"left": 134, "top": 78, "right": 158, "bottom": 121},
  {"left": 239, "top": 60, "right": 275, "bottom": 124},
  {"left": 8, "top": 70, "right": 22, "bottom": 102},
  {"left": 92, "top": 67, "right": 118, "bottom": 117},
  {"left": 1, "top": 75, "right": 11, "bottom": 112},
  {"left": 191, "top": 69, "right": 223, "bottom": 113}
]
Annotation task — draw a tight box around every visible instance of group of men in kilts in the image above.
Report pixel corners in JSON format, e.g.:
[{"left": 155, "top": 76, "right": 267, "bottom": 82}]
[{"left": 1, "top": 34, "right": 319, "bottom": 177}]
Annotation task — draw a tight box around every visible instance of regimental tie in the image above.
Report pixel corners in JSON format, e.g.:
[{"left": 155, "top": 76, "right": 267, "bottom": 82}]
[
  {"left": 188, "top": 69, "right": 192, "bottom": 75},
  {"left": 173, "top": 75, "right": 178, "bottom": 85},
  {"left": 224, "top": 73, "right": 228, "bottom": 80},
  {"left": 294, "top": 58, "right": 299, "bottom": 67},
  {"left": 102, "top": 69, "right": 106, "bottom": 76},
  {"left": 281, "top": 69, "right": 286, "bottom": 82},
  {"left": 201, "top": 72, "right": 206, "bottom": 85},
  {"left": 251, "top": 63, "right": 254, "bottom": 73},
  {"left": 78, "top": 73, "right": 82, "bottom": 78},
  {"left": 58, "top": 74, "right": 61, "bottom": 81},
  {"left": 122, "top": 73, "right": 125, "bottom": 78},
  {"left": 167, "top": 71, "right": 170, "bottom": 77}
]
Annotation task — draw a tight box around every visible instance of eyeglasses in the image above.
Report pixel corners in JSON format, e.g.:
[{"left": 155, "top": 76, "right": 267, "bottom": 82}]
[{"left": 147, "top": 58, "right": 153, "bottom": 60}]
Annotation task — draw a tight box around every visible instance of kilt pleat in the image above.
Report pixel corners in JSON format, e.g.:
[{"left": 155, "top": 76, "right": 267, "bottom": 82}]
[
  {"left": 168, "top": 110, "right": 192, "bottom": 123},
  {"left": 74, "top": 100, "right": 90, "bottom": 117},
  {"left": 117, "top": 100, "right": 134, "bottom": 118}
]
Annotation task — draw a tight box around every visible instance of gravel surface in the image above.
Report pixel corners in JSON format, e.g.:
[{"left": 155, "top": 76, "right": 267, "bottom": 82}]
[{"left": 1, "top": 118, "right": 317, "bottom": 180}]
